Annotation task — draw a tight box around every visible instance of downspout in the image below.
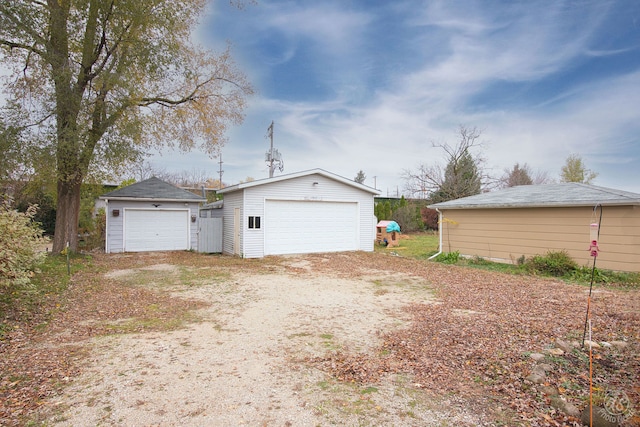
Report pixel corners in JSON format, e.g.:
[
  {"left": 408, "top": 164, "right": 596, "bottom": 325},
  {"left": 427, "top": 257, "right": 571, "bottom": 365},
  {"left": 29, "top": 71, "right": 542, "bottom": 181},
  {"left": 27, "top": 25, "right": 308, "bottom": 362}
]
[
  {"left": 428, "top": 208, "right": 443, "bottom": 260},
  {"left": 104, "top": 198, "right": 109, "bottom": 253}
]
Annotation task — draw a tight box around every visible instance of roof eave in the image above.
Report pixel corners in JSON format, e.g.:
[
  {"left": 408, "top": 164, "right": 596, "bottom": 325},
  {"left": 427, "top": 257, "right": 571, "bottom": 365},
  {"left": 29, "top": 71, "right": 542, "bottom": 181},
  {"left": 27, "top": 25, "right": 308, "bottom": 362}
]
[
  {"left": 100, "top": 196, "right": 205, "bottom": 203},
  {"left": 218, "top": 168, "right": 381, "bottom": 195},
  {"left": 429, "top": 201, "right": 640, "bottom": 209}
]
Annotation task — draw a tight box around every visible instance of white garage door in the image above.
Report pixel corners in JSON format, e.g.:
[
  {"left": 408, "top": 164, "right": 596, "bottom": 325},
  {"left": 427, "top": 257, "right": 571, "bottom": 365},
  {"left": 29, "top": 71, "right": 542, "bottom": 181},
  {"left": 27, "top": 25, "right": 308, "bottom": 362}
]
[
  {"left": 124, "top": 209, "right": 189, "bottom": 252},
  {"left": 264, "top": 200, "right": 358, "bottom": 255}
]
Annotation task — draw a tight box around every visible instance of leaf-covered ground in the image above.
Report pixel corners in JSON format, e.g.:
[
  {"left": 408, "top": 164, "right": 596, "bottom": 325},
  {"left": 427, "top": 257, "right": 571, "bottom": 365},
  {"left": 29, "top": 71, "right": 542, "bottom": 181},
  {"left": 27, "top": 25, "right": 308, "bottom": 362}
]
[
  {"left": 305, "top": 252, "right": 640, "bottom": 426},
  {"left": 0, "top": 251, "right": 638, "bottom": 426},
  {"left": 0, "top": 252, "right": 247, "bottom": 426}
]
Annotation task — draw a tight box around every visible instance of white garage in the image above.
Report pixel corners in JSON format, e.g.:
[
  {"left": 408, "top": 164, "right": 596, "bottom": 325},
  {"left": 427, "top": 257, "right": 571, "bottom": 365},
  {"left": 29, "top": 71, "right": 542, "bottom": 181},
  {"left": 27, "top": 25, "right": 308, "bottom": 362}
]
[
  {"left": 264, "top": 200, "right": 359, "bottom": 255},
  {"left": 100, "top": 177, "right": 205, "bottom": 253},
  {"left": 123, "top": 209, "right": 190, "bottom": 252},
  {"left": 218, "top": 169, "right": 380, "bottom": 258}
]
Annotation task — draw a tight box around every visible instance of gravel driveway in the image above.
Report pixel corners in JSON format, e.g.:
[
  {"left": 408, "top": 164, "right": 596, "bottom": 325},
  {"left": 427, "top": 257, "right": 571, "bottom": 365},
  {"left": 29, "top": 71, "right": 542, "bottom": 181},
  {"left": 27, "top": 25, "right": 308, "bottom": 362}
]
[{"left": 44, "top": 252, "right": 483, "bottom": 426}]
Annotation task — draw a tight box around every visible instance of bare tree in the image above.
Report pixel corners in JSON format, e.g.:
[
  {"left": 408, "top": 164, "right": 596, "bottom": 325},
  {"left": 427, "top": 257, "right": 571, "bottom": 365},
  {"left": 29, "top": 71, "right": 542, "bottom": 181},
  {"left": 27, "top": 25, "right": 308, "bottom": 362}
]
[
  {"left": 532, "top": 169, "right": 554, "bottom": 185},
  {"left": 175, "top": 168, "right": 212, "bottom": 188},
  {"left": 500, "top": 163, "right": 555, "bottom": 188},
  {"left": 403, "top": 126, "right": 488, "bottom": 201},
  {"left": 127, "top": 161, "right": 158, "bottom": 182}
]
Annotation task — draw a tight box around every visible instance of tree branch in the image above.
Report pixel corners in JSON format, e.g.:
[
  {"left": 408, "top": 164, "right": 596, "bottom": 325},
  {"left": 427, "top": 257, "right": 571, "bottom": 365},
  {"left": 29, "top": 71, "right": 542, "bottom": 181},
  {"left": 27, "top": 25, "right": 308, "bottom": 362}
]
[{"left": 138, "top": 76, "right": 234, "bottom": 108}]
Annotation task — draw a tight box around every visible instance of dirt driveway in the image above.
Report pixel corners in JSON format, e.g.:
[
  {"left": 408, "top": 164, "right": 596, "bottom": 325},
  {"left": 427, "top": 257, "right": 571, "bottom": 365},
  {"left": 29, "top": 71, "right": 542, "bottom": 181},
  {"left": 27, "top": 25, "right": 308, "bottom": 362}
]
[
  {"left": 3, "top": 250, "right": 634, "bottom": 426},
  {"left": 39, "top": 251, "right": 485, "bottom": 426}
]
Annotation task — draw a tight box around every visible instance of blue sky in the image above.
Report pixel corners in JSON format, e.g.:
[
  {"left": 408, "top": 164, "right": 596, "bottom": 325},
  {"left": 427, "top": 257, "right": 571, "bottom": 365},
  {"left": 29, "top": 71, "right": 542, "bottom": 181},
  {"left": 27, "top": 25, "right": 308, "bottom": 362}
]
[{"left": 151, "top": 0, "right": 640, "bottom": 194}]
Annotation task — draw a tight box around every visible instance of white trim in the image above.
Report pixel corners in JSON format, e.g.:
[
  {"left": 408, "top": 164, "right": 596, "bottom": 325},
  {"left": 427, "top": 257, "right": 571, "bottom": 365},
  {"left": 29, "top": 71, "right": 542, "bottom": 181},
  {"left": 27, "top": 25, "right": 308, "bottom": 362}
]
[
  {"left": 99, "top": 196, "right": 204, "bottom": 203},
  {"left": 104, "top": 200, "right": 110, "bottom": 253},
  {"left": 264, "top": 196, "right": 360, "bottom": 203},
  {"left": 218, "top": 168, "right": 380, "bottom": 195},
  {"left": 122, "top": 207, "right": 190, "bottom": 252},
  {"left": 263, "top": 199, "right": 360, "bottom": 256},
  {"left": 428, "top": 208, "right": 443, "bottom": 260}
]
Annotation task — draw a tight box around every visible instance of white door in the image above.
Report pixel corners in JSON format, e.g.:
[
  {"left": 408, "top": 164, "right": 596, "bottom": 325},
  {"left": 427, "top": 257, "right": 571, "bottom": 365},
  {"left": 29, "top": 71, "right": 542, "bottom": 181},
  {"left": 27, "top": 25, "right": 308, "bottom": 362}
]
[
  {"left": 124, "top": 209, "right": 189, "bottom": 252},
  {"left": 264, "top": 200, "right": 358, "bottom": 255}
]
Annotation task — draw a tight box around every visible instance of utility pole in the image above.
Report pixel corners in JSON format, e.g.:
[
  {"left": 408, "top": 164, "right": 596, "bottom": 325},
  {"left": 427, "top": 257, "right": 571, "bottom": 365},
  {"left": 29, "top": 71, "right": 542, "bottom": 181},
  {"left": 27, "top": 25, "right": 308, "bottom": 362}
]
[
  {"left": 267, "top": 121, "right": 275, "bottom": 178},
  {"left": 265, "top": 120, "right": 283, "bottom": 178},
  {"left": 218, "top": 153, "right": 224, "bottom": 190},
  {"left": 373, "top": 176, "right": 377, "bottom": 190}
]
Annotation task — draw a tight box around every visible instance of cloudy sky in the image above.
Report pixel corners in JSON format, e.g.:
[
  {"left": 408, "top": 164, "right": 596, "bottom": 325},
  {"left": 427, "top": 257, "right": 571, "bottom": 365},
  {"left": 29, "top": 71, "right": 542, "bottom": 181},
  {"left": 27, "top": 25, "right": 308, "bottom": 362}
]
[{"left": 152, "top": 0, "right": 640, "bottom": 194}]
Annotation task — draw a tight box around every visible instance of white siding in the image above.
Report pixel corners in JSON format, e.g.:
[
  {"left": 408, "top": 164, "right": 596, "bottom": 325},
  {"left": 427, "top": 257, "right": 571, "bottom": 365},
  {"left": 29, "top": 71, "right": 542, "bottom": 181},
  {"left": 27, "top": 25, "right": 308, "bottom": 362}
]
[
  {"left": 124, "top": 209, "right": 190, "bottom": 252},
  {"left": 264, "top": 200, "right": 359, "bottom": 255},
  {"left": 105, "top": 200, "right": 200, "bottom": 253},
  {"left": 226, "top": 173, "right": 376, "bottom": 258},
  {"left": 221, "top": 191, "right": 243, "bottom": 256}
]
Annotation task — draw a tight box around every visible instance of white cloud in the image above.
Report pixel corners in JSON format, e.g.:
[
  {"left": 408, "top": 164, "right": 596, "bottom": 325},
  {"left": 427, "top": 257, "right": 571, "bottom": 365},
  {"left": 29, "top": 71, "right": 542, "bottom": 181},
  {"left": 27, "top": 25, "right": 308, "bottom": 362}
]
[{"left": 153, "top": 0, "right": 640, "bottom": 194}]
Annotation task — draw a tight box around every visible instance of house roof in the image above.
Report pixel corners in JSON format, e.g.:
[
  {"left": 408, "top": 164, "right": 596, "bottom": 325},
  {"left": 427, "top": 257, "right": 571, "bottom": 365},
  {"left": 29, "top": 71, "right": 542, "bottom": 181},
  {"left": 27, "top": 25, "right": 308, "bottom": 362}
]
[
  {"left": 99, "top": 177, "right": 206, "bottom": 202},
  {"left": 217, "top": 168, "right": 381, "bottom": 195},
  {"left": 428, "top": 183, "right": 640, "bottom": 210}
]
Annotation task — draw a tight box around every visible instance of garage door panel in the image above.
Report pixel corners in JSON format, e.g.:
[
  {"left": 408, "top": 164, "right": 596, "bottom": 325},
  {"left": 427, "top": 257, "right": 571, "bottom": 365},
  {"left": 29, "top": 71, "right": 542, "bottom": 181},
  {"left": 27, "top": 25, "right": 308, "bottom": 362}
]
[
  {"left": 124, "top": 209, "right": 189, "bottom": 252},
  {"left": 265, "top": 200, "right": 357, "bottom": 255}
]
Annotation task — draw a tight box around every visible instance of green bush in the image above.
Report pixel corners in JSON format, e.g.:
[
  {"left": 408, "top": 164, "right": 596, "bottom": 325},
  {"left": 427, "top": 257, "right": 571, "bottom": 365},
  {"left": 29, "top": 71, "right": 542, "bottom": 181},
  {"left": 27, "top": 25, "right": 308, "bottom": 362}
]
[
  {"left": 391, "top": 204, "right": 424, "bottom": 233},
  {"left": 80, "top": 208, "right": 106, "bottom": 250},
  {"left": 433, "top": 251, "right": 460, "bottom": 264},
  {"left": 525, "top": 250, "right": 577, "bottom": 277},
  {"left": 0, "top": 198, "right": 46, "bottom": 295}
]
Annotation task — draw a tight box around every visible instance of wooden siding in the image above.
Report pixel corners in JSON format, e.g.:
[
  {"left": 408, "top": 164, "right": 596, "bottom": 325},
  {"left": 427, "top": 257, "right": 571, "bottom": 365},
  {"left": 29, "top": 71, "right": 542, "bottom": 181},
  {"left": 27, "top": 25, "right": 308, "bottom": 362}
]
[
  {"left": 439, "top": 205, "right": 640, "bottom": 272},
  {"left": 105, "top": 200, "right": 200, "bottom": 253},
  {"left": 225, "top": 173, "right": 376, "bottom": 258}
]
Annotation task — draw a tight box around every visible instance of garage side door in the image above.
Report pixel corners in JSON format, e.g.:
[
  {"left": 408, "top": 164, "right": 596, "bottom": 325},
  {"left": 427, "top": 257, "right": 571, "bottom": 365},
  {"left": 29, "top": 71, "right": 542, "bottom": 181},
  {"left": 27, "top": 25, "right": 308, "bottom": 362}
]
[
  {"left": 124, "top": 209, "right": 189, "bottom": 252},
  {"left": 265, "top": 200, "right": 358, "bottom": 255}
]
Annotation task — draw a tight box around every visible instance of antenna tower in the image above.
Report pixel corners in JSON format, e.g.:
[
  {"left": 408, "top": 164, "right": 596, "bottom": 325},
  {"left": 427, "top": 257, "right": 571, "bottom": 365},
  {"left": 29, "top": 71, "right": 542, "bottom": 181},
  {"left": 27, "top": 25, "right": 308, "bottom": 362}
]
[
  {"left": 265, "top": 121, "right": 284, "bottom": 178},
  {"left": 218, "top": 153, "right": 224, "bottom": 190}
]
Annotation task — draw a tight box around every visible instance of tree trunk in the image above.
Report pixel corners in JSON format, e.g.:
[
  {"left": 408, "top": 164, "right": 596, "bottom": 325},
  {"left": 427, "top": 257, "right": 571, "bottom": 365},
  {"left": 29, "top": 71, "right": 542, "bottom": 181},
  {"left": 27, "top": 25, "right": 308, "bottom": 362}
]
[{"left": 52, "top": 178, "right": 82, "bottom": 253}]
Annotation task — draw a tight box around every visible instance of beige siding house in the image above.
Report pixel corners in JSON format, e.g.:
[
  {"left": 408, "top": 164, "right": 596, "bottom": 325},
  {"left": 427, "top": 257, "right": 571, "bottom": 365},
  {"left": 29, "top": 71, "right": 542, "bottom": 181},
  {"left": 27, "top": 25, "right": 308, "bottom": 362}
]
[{"left": 428, "top": 183, "right": 640, "bottom": 272}]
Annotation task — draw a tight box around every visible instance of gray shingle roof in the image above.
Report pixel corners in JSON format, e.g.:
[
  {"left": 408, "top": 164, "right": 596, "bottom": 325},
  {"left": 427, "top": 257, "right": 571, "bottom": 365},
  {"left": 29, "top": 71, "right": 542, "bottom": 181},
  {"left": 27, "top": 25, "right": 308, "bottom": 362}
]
[
  {"left": 428, "top": 183, "right": 640, "bottom": 209},
  {"left": 100, "top": 177, "right": 205, "bottom": 202}
]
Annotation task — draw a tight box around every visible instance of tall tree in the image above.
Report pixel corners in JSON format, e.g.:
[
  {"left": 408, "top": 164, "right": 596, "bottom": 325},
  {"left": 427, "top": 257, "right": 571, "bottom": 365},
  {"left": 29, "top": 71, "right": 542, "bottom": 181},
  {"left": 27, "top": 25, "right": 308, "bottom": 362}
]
[
  {"left": 560, "top": 154, "right": 598, "bottom": 184},
  {"left": 0, "top": 0, "right": 253, "bottom": 252},
  {"left": 502, "top": 163, "right": 534, "bottom": 187},
  {"left": 501, "top": 163, "right": 554, "bottom": 188},
  {"left": 354, "top": 170, "right": 366, "bottom": 184},
  {"left": 403, "top": 126, "right": 485, "bottom": 202}
]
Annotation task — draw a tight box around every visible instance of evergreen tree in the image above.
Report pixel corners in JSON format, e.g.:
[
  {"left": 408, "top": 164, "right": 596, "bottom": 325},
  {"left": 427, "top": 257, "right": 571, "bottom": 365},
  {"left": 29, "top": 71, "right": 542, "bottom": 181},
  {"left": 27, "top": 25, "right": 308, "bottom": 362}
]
[{"left": 503, "top": 163, "right": 534, "bottom": 187}]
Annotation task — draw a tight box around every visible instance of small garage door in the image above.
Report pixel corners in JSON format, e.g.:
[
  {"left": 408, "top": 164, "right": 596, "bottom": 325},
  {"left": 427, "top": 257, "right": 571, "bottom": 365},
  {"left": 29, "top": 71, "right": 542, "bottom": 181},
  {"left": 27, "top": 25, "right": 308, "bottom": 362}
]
[
  {"left": 264, "top": 200, "right": 358, "bottom": 255},
  {"left": 124, "top": 209, "right": 189, "bottom": 252}
]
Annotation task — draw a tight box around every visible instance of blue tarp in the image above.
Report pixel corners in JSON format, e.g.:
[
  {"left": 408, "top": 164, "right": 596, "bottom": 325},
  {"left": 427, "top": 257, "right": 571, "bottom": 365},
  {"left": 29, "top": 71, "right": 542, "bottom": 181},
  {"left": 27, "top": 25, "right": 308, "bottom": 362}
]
[{"left": 386, "top": 221, "right": 401, "bottom": 233}]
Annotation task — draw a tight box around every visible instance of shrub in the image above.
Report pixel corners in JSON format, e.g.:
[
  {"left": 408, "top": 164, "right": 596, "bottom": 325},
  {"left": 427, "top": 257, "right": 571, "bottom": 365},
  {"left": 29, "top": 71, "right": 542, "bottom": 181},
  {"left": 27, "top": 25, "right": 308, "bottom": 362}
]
[
  {"left": 80, "top": 208, "right": 106, "bottom": 250},
  {"left": 421, "top": 207, "right": 439, "bottom": 230},
  {"left": 524, "top": 250, "right": 577, "bottom": 277},
  {"left": 433, "top": 251, "right": 460, "bottom": 264},
  {"left": 568, "top": 265, "right": 608, "bottom": 284},
  {"left": 391, "top": 204, "right": 424, "bottom": 232},
  {"left": 0, "top": 198, "right": 46, "bottom": 295}
]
